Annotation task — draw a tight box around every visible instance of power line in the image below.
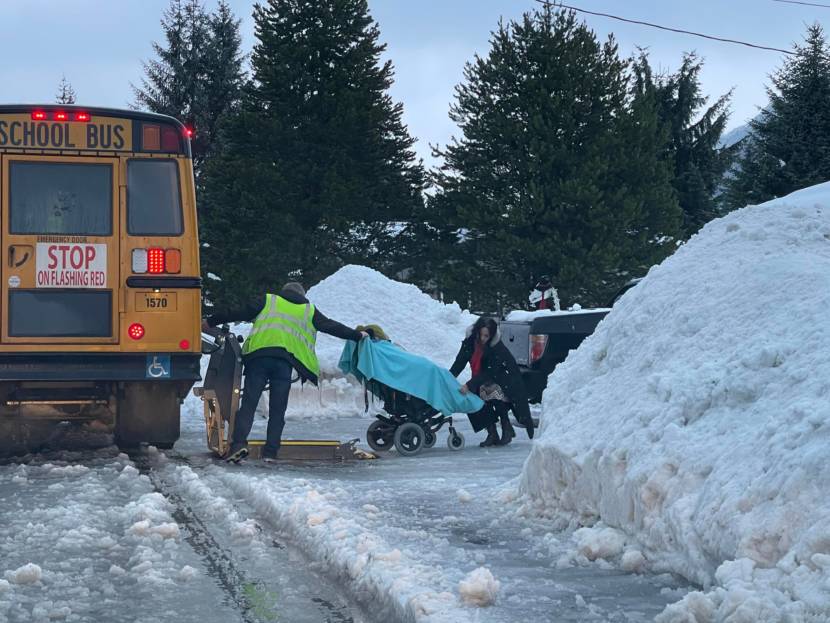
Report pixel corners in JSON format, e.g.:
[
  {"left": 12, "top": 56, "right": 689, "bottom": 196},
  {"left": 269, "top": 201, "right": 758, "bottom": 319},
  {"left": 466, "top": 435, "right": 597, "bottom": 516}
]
[
  {"left": 772, "top": 0, "right": 830, "bottom": 8},
  {"left": 533, "top": 0, "right": 795, "bottom": 56}
]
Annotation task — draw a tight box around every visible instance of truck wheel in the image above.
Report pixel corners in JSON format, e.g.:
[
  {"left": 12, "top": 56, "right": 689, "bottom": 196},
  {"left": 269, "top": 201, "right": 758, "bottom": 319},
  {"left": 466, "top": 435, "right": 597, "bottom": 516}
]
[{"left": 115, "top": 382, "right": 180, "bottom": 450}]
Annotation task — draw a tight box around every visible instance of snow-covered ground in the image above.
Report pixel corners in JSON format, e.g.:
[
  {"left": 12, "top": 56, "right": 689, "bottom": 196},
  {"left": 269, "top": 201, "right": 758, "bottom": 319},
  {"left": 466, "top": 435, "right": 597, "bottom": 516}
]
[
  {"left": 175, "top": 410, "right": 688, "bottom": 622},
  {"left": 521, "top": 182, "right": 830, "bottom": 621}
]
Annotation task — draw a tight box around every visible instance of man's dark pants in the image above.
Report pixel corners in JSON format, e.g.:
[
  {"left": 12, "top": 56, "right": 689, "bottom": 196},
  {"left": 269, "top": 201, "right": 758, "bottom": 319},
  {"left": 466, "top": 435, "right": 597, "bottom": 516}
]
[{"left": 232, "top": 357, "right": 293, "bottom": 455}]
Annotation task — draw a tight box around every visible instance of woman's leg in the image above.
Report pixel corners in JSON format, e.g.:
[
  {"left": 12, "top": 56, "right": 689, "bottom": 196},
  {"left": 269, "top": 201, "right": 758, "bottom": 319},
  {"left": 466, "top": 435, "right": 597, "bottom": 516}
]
[
  {"left": 494, "top": 402, "right": 515, "bottom": 446},
  {"left": 466, "top": 402, "right": 497, "bottom": 433}
]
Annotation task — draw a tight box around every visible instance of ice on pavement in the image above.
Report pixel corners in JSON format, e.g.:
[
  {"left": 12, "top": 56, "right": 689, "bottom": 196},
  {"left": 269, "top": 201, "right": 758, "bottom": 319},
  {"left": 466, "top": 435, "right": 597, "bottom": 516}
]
[
  {"left": 0, "top": 451, "right": 238, "bottom": 623},
  {"left": 520, "top": 182, "right": 830, "bottom": 620}
]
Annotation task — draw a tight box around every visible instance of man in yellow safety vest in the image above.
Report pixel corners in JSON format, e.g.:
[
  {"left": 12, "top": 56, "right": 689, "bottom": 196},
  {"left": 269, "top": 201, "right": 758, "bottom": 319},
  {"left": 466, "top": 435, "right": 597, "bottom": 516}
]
[{"left": 203, "top": 282, "right": 367, "bottom": 462}]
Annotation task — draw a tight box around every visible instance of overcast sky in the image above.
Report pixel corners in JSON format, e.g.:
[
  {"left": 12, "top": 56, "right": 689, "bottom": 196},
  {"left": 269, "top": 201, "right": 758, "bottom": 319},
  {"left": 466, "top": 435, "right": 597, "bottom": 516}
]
[{"left": 0, "top": 0, "right": 826, "bottom": 165}]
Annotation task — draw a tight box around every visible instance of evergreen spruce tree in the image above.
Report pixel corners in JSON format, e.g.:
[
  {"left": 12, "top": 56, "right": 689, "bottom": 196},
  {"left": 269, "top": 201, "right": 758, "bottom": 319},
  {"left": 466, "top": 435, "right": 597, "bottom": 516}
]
[
  {"left": 422, "top": 8, "right": 681, "bottom": 310},
  {"left": 727, "top": 24, "right": 830, "bottom": 208},
  {"left": 55, "top": 76, "right": 76, "bottom": 104},
  {"left": 133, "top": 0, "right": 244, "bottom": 175},
  {"left": 632, "top": 53, "right": 734, "bottom": 235},
  {"left": 200, "top": 0, "right": 424, "bottom": 310}
]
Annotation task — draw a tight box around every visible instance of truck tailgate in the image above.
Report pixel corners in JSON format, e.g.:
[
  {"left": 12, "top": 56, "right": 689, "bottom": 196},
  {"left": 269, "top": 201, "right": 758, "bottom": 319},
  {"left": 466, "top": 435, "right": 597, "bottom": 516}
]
[{"left": 499, "top": 321, "right": 530, "bottom": 366}]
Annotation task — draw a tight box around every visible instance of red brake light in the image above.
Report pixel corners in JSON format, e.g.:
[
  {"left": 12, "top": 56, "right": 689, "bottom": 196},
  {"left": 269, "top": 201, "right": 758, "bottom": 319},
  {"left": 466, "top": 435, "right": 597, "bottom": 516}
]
[
  {"left": 147, "top": 248, "right": 165, "bottom": 274},
  {"left": 31, "top": 111, "right": 46, "bottom": 120},
  {"left": 179, "top": 339, "right": 190, "bottom": 350},
  {"left": 54, "top": 111, "right": 68, "bottom": 121},
  {"left": 128, "top": 323, "right": 145, "bottom": 340},
  {"left": 74, "top": 112, "right": 90, "bottom": 122},
  {"left": 184, "top": 127, "right": 194, "bottom": 138},
  {"left": 530, "top": 334, "right": 548, "bottom": 364}
]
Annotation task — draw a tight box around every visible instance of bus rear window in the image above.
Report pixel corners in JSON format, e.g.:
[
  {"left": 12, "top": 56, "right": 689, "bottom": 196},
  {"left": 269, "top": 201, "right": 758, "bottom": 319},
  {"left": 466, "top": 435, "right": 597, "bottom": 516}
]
[
  {"left": 10, "top": 162, "right": 112, "bottom": 235},
  {"left": 128, "top": 160, "right": 183, "bottom": 235}
]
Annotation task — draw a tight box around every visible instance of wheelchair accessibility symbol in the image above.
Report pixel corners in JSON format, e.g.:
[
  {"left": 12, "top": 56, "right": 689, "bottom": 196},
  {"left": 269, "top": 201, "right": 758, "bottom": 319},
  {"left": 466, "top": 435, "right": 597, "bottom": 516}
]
[{"left": 146, "top": 355, "right": 171, "bottom": 379}]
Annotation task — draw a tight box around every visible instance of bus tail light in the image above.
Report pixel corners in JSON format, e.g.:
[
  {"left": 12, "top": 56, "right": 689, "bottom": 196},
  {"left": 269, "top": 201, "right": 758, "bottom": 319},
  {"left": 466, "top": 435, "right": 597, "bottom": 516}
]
[
  {"left": 147, "top": 248, "right": 165, "bottom": 274},
  {"left": 128, "top": 323, "right": 145, "bottom": 340},
  {"left": 132, "top": 248, "right": 182, "bottom": 274},
  {"left": 530, "top": 334, "right": 548, "bottom": 364},
  {"left": 164, "top": 249, "right": 181, "bottom": 274},
  {"left": 179, "top": 339, "right": 190, "bottom": 350},
  {"left": 131, "top": 249, "right": 148, "bottom": 273}
]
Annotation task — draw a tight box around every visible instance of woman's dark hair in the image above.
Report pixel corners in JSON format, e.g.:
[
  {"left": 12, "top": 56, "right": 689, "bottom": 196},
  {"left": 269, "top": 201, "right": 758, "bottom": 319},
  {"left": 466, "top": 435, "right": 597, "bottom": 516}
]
[{"left": 472, "top": 317, "right": 498, "bottom": 343}]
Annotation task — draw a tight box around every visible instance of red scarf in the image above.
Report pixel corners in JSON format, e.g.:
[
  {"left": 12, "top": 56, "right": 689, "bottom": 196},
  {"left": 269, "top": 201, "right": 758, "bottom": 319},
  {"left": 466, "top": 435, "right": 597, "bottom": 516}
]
[{"left": 470, "top": 340, "right": 484, "bottom": 377}]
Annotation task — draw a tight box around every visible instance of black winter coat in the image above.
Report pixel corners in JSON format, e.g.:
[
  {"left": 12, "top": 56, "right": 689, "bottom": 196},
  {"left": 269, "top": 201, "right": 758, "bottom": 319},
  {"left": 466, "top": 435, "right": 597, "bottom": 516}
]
[{"left": 450, "top": 327, "right": 531, "bottom": 426}]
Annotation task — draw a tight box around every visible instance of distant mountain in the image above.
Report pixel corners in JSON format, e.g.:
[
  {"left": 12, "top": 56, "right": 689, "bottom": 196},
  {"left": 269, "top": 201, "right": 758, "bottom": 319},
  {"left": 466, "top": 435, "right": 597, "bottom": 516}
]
[{"left": 719, "top": 123, "right": 751, "bottom": 148}]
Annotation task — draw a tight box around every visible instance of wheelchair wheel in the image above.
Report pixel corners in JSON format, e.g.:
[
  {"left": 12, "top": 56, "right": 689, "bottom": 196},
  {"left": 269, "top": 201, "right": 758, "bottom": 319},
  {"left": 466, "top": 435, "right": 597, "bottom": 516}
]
[
  {"left": 447, "top": 430, "right": 465, "bottom": 451},
  {"left": 366, "top": 420, "right": 394, "bottom": 452},
  {"left": 423, "top": 429, "right": 437, "bottom": 449},
  {"left": 394, "top": 422, "right": 425, "bottom": 457}
]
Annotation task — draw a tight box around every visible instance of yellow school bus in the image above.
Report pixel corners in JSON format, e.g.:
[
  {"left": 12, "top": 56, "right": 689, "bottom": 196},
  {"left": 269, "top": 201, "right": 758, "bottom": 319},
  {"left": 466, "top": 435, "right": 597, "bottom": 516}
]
[{"left": 0, "top": 105, "right": 201, "bottom": 455}]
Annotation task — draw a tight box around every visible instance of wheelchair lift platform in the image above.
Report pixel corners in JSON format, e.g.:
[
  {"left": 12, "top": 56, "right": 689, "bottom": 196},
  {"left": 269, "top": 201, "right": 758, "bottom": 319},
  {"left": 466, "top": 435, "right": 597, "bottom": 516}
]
[{"left": 194, "top": 329, "right": 376, "bottom": 462}]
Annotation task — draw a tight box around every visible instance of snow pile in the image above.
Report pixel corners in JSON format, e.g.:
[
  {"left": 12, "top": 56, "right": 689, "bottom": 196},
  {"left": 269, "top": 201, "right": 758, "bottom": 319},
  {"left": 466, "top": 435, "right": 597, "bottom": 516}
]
[
  {"left": 308, "top": 265, "right": 476, "bottom": 376},
  {"left": 520, "top": 182, "right": 830, "bottom": 620},
  {"left": 458, "top": 567, "right": 500, "bottom": 607}
]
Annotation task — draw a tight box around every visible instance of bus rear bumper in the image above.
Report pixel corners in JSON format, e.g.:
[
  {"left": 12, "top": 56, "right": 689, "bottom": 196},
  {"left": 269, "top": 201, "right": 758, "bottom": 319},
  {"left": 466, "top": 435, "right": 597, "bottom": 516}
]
[{"left": 0, "top": 353, "right": 201, "bottom": 382}]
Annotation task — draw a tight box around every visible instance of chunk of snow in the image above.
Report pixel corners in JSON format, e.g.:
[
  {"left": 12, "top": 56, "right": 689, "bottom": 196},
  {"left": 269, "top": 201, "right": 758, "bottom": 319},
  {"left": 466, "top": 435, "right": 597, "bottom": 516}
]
[
  {"left": 458, "top": 567, "right": 500, "bottom": 607},
  {"left": 575, "top": 526, "right": 625, "bottom": 561},
  {"left": 457, "top": 489, "right": 472, "bottom": 503},
  {"left": 621, "top": 550, "right": 646, "bottom": 573},
  {"left": 0, "top": 579, "right": 10, "bottom": 593},
  {"left": 7, "top": 563, "right": 42, "bottom": 585},
  {"left": 178, "top": 565, "right": 197, "bottom": 581}
]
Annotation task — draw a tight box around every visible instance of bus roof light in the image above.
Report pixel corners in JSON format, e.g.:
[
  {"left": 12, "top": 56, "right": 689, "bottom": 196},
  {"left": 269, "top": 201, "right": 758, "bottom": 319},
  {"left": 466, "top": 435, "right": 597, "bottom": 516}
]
[
  {"left": 128, "top": 323, "right": 145, "bottom": 340},
  {"left": 74, "top": 112, "right": 90, "bottom": 122},
  {"left": 54, "top": 111, "right": 68, "bottom": 121},
  {"left": 31, "top": 111, "right": 46, "bottom": 120},
  {"left": 147, "top": 248, "right": 165, "bottom": 274},
  {"left": 161, "top": 126, "right": 179, "bottom": 151},
  {"left": 142, "top": 124, "right": 161, "bottom": 151}
]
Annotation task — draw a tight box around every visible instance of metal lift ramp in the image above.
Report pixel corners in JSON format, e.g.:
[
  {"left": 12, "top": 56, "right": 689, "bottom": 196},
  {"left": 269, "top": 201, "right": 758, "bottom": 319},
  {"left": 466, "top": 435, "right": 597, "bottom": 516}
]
[{"left": 194, "top": 328, "right": 376, "bottom": 461}]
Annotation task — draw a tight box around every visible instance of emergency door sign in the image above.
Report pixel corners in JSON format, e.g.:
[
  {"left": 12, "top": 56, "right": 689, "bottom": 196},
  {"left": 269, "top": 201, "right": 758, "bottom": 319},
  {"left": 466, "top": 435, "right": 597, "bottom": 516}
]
[{"left": 35, "top": 243, "right": 107, "bottom": 288}]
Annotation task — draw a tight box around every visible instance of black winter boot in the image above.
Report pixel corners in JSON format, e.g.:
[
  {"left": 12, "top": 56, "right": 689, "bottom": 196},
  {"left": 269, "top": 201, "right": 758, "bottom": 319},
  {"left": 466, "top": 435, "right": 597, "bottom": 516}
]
[
  {"left": 479, "top": 424, "right": 500, "bottom": 447},
  {"left": 496, "top": 413, "right": 515, "bottom": 446}
]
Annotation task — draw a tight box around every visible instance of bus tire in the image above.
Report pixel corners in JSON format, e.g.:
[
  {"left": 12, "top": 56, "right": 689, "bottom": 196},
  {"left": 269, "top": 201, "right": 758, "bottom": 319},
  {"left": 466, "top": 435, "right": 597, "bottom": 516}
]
[{"left": 115, "top": 382, "right": 181, "bottom": 449}]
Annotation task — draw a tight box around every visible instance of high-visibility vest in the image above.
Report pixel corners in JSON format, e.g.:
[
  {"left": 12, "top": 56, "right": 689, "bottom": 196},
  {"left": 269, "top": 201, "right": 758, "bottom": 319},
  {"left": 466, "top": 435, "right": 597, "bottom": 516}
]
[{"left": 242, "top": 294, "right": 320, "bottom": 376}]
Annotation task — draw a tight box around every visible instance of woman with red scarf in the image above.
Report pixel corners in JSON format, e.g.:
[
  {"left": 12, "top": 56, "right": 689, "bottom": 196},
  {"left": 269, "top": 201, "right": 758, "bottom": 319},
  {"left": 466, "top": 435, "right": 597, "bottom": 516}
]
[{"left": 450, "top": 317, "right": 534, "bottom": 447}]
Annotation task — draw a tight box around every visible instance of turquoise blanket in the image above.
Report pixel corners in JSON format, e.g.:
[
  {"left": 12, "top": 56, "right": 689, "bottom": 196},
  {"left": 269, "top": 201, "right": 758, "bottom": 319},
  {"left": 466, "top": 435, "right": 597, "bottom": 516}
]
[{"left": 339, "top": 339, "right": 484, "bottom": 416}]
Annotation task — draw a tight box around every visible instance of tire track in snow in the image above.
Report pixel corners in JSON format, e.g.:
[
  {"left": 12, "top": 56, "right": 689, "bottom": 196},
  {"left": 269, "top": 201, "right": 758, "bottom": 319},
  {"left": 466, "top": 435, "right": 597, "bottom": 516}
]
[
  {"left": 131, "top": 450, "right": 362, "bottom": 623},
  {"left": 129, "top": 451, "right": 259, "bottom": 623}
]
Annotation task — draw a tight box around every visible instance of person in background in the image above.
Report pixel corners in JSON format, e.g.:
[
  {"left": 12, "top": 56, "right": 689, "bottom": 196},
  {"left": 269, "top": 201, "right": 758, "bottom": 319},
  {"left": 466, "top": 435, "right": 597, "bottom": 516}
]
[
  {"left": 450, "top": 316, "right": 534, "bottom": 447},
  {"left": 203, "top": 282, "right": 367, "bottom": 463}
]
